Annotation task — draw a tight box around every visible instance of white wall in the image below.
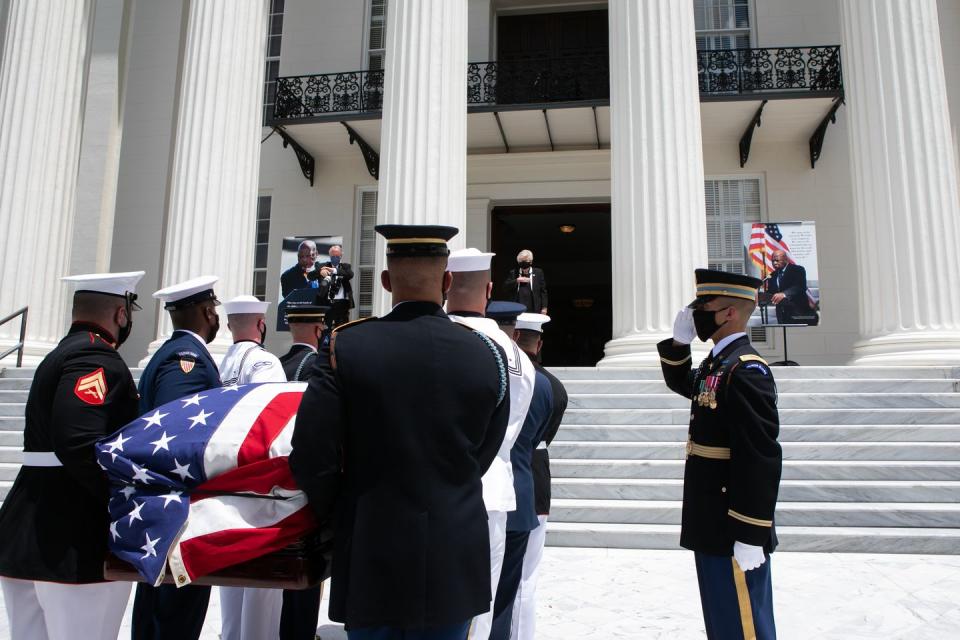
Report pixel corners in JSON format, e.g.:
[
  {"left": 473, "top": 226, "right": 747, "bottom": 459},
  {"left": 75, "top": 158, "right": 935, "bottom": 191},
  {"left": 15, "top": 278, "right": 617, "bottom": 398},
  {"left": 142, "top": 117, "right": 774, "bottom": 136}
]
[
  {"left": 109, "top": 0, "right": 185, "bottom": 365},
  {"left": 754, "top": 0, "right": 842, "bottom": 47},
  {"left": 257, "top": 133, "right": 377, "bottom": 355}
]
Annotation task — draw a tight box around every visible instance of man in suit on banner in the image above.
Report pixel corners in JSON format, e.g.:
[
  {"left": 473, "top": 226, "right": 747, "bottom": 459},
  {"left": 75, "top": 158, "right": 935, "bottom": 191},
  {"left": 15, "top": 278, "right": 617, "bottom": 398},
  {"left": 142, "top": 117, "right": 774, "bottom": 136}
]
[{"left": 765, "top": 250, "right": 816, "bottom": 325}]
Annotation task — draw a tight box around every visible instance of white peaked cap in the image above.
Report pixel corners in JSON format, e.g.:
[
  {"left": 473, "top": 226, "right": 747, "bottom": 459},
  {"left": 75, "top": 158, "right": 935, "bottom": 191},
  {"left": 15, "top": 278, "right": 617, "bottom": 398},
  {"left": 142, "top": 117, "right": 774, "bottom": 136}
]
[
  {"left": 447, "top": 248, "right": 495, "bottom": 272},
  {"left": 62, "top": 271, "right": 145, "bottom": 297},
  {"left": 153, "top": 275, "right": 219, "bottom": 308},
  {"left": 516, "top": 312, "right": 551, "bottom": 333},
  {"left": 223, "top": 295, "right": 270, "bottom": 315}
]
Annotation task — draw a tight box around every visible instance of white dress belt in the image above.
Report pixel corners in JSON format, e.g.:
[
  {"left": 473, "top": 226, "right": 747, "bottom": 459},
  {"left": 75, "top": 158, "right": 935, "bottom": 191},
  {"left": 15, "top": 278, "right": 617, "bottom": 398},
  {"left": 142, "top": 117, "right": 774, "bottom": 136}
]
[{"left": 22, "top": 451, "right": 62, "bottom": 467}]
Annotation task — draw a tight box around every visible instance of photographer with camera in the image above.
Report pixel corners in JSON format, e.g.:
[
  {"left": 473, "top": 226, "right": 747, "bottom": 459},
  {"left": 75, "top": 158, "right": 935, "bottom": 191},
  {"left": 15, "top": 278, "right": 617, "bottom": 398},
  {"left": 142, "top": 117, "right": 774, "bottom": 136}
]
[{"left": 315, "top": 244, "right": 354, "bottom": 328}]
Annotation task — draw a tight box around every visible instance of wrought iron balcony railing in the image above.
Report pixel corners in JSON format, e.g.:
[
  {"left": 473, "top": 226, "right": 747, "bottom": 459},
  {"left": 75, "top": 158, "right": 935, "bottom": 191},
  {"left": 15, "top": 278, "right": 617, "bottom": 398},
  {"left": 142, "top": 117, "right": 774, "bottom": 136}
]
[{"left": 272, "top": 45, "right": 842, "bottom": 122}]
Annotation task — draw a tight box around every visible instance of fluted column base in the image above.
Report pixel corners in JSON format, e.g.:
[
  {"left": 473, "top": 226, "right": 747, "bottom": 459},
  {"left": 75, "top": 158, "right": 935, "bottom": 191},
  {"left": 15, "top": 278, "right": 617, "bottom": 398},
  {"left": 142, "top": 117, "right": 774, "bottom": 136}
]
[{"left": 851, "top": 331, "right": 960, "bottom": 366}]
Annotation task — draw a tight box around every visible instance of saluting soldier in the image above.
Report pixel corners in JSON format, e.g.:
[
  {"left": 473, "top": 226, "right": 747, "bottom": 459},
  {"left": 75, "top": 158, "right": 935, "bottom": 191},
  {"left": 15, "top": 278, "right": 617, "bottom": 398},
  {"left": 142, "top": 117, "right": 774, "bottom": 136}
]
[
  {"left": 0, "top": 272, "right": 144, "bottom": 640},
  {"left": 279, "top": 303, "right": 328, "bottom": 383},
  {"left": 658, "top": 269, "right": 782, "bottom": 640},
  {"left": 133, "top": 275, "right": 222, "bottom": 640},
  {"left": 289, "top": 224, "right": 511, "bottom": 640},
  {"left": 446, "top": 249, "right": 535, "bottom": 640}
]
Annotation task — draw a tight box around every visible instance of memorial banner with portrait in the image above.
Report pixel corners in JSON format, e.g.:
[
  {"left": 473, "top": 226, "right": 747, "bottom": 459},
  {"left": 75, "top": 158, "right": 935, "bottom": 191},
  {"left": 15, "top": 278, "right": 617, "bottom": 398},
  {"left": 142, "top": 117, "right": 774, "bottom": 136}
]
[
  {"left": 742, "top": 222, "right": 820, "bottom": 326},
  {"left": 276, "top": 235, "right": 343, "bottom": 331}
]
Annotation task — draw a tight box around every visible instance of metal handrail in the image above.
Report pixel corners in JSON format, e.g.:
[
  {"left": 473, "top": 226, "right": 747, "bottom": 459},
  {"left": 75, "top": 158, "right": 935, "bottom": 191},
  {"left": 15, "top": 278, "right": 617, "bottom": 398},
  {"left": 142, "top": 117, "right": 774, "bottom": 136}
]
[{"left": 0, "top": 306, "right": 28, "bottom": 367}]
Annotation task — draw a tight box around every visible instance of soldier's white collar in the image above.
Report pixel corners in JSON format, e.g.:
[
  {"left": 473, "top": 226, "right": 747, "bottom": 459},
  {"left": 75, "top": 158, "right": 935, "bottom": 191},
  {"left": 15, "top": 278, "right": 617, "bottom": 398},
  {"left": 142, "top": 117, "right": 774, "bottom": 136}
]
[
  {"left": 292, "top": 342, "right": 318, "bottom": 352},
  {"left": 712, "top": 332, "right": 747, "bottom": 357}
]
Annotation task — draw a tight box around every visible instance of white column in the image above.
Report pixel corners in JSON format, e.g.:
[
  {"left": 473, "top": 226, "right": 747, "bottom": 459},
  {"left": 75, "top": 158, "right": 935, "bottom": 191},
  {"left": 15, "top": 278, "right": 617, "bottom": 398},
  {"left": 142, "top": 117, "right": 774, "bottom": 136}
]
[
  {"left": 71, "top": 0, "right": 133, "bottom": 276},
  {"left": 465, "top": 198, "right": 491, "bottom": 250},
  {"left": 600, "top": 0, "right": 708, "bottom": 366},
  {"left": 0, "top": 0, "right": 94, "bottom": 364},
  {"left": 374, "top": 0, "right": 468, "bottom": 315},
  {"left": 145, "top": 0, "right": 268, "bottom": 362},
  {"left": 840, "top": 0, "right": 960, "bottom": 365}
]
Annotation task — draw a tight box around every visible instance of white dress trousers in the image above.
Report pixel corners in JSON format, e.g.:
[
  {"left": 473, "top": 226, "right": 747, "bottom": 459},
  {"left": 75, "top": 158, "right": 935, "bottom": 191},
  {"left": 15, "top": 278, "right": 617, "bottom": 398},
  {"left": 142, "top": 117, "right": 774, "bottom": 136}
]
[
  {"left": 510, "top": 515, "right": 548, "bottom": 640},
  {"left": 1, "top": 577, "right": 131, "bottom": 640},
  {"left": 469, "top": 509, "right": 508, "bottom": 640}
]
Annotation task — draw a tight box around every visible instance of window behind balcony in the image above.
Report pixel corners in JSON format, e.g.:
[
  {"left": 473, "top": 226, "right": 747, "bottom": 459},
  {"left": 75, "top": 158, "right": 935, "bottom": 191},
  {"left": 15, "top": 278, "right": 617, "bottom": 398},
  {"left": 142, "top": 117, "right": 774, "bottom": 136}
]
[
  {"left": 366, "top": 0, "right": 388, "bottom": 70},
  {"left": 263, "top": 0, "right": 284, "bottom": 123},
  {"left": 705, "top": 176, "right": 767, "bottom": 342},
  {"left": 694, "top": 0, "right": 751, "bottom": 50},
  {"left": 355, "top": 188, "right": 379, "bottom": 318}
]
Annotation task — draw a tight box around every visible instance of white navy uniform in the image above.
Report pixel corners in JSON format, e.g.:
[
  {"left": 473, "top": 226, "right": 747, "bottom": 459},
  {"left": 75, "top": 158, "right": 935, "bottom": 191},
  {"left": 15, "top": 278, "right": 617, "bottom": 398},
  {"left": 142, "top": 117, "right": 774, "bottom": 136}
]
[
  {"left": 217, "top": 297, "right": 288, "bottom": 640},
  {"left": 218, "top": 339, "right": 286, "bottom": 640},
  {"left": 449, "top": 313, "right": 534, "bottom": 640}
]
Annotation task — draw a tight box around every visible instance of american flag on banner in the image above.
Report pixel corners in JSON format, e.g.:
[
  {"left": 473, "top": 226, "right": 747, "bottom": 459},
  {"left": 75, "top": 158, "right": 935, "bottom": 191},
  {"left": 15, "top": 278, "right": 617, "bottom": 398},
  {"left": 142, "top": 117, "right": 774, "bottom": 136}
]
[
  {"left": 748, "top": 223, "right": 794, "bottom": 274},
  {"left": 95, "top": 383, "right": 316, "bottom": 587}
]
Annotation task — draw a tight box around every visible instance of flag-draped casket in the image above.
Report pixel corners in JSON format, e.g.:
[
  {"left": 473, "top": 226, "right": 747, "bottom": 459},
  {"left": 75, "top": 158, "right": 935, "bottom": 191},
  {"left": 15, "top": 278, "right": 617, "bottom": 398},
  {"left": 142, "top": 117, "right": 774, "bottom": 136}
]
[{"left": 95, "top": 382, "right": 330, "bottom": 588}]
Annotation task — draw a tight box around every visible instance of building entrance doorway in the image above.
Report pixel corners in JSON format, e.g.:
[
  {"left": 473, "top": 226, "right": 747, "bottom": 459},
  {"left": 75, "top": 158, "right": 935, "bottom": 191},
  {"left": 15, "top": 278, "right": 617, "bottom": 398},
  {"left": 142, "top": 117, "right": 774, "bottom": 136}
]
[{"left": 491, "top": 204, "right": 612, "bottom": 367}]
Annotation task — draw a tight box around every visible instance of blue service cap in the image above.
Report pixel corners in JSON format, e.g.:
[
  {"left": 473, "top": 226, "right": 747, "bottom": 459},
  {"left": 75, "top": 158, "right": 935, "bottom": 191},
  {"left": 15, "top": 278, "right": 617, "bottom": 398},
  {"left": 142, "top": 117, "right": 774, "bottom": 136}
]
[{"left": 486, "top": 301, "right": 527, "bottom": 323}]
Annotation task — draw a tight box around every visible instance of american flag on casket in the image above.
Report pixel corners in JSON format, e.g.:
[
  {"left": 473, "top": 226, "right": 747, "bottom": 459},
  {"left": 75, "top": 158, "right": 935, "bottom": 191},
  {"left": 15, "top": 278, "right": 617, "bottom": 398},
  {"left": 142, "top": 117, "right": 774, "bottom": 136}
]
[{"left": 95, "top": 383, "right": 317, "bottom": 587}]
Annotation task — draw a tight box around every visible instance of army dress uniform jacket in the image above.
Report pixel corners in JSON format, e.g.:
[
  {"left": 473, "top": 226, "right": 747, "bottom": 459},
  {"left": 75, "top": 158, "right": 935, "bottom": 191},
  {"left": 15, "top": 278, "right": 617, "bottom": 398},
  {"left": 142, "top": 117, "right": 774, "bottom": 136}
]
[
  {"left": 138, "top": 330, "right": 220, "bottom": 413},
  {"left": 289, "top": 301, "right": 511, "bottom": 631},
  {"left": 280, "top": 343, "right": 318, "bottom": 382},
  {"left": 0, "top": 323, "right": 139, "bottom": 583},
  {"left": 657, "top": 335, "right": 782, "bottom": 556}
]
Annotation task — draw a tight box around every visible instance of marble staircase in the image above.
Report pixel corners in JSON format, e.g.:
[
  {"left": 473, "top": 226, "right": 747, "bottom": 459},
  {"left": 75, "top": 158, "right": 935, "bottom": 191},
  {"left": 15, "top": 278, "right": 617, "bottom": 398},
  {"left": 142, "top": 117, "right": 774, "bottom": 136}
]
[
  {"left": 545, "top": 366, "right": 960, "bottom": 554},
  {"left": 2, "top": 365, "right": 960, "bottom": 554}
]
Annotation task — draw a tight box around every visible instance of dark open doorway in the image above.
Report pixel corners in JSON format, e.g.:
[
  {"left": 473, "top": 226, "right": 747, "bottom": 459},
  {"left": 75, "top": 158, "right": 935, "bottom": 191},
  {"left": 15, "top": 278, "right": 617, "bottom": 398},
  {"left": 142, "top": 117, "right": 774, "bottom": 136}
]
[{"left": 491, "top": 204, "right": 612, "bottom": 367}]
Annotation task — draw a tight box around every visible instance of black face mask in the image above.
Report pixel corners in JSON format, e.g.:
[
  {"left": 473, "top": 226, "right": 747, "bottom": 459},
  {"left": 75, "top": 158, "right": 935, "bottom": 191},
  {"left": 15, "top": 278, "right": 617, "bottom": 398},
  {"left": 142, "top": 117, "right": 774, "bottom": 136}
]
[
  {"left": 117, "top": 317, "right": 132, "bottom": 346},
  {"left": 259, "top": 322, "right": 267, "bottom": 347},
  {"left": 692, "top": 307, "right": 729, "bottom": 342},
  {"left": 518, "top": 261, "right": 532, "bottom": 270},
  {"left": 117, "top": 294, "right": 138, "bottom": 346}
]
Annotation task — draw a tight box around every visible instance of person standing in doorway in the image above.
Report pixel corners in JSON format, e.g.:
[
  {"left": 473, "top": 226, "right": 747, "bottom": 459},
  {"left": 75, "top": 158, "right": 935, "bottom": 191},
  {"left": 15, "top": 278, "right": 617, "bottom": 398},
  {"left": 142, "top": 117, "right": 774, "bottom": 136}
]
[{"left": 503, "top": 250, "right": 547, "bottom": 314}]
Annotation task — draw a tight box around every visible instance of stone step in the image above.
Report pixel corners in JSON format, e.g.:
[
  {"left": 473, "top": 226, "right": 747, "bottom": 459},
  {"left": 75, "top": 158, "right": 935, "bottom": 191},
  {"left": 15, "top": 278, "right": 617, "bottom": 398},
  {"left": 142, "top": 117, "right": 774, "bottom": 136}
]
[
  {"left": 544, "top": 522, "right": 960, "bottom": 555},
  {"left": 552, "top": 478, "right": 960, "bottom": 503},
  {"left": 560, "top": 378, "right": 960, "bottom": 394},
  {"left": 0, "top": 368, "right": 37, "bottom": 378},
  {"left": 550, "top": 366, "right": 960, "bottom": 381},
  {"left": 549, "top": 441, "right": 960, "bottom": 461},
  {"left": 0, "top": 481, "right": 9, "bottom": 501},
  {"left": 0, "top": 390, "right": 27, "bottom": 402},
  {"left": 561, "top": 407, "right": 960, "bottom": 425},
  {"left": 0, "top": 463, "right": 19, "bottom": 481},
  {"left": 550, "top": 499, "right": 960, "bottom": 528},
  {"left": 566, "top": 393, "right": 960, "bottom": 410},
  {"left": 549, "top": 459, "right": 960, "bottom": 481},
  {"left": 0, "top": 447, "right": 21, "bottom": 463},
  {"left": 555, "top": 424, "right": 960, "bottom": 443},
  {"left": 0, "top": 432, "right": 22, "bottom": 447},
  {"left": 0, "top": 417, "right": 24, "bottom": 431},
  {"left": 0, "top": 378, "right": 32, "bottom": 390}
]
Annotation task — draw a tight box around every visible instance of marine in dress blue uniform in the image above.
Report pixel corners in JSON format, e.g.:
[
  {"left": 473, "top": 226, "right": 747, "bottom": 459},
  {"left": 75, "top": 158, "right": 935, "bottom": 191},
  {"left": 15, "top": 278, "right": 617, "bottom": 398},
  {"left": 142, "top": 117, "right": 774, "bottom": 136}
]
[
  {"left": 657, "top": 269, "right": 782, "bottom": 640},
  {"left": 289, "top": 225, "right": 511, "bottom": 640},
  {"left": 132, "top": 276, "right": 222, "bottom": 640},
  {"left": 486, "top": 304, "right": 553, "bottom": 640},
  {"left": 0, "top": 272, "right": 144, "bottom": 640}
]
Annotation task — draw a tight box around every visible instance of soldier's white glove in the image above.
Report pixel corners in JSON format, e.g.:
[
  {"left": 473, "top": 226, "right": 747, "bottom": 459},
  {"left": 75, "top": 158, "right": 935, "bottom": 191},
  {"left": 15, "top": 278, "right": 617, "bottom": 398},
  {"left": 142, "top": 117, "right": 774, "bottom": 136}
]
[
  {"left": 733, "top": 541, "right": 766, "bottom": 571},
  {"left": 672, "top": 307, "right": 696, "bottom": 345}
]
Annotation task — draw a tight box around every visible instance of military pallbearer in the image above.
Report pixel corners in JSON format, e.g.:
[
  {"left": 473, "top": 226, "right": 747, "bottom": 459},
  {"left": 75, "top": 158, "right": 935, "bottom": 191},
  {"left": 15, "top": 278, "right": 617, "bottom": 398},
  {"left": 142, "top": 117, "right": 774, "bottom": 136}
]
[
  {"left": 0, "top": 272, "right": 144, "bottom": 640},
  {"left": 658, "top": 268, "right": 782, "bottom": 640}
]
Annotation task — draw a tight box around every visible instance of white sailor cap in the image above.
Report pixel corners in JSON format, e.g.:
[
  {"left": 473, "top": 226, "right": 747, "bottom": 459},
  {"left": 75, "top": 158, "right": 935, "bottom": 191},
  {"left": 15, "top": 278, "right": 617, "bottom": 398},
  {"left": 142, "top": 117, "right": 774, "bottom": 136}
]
[
  {"left": 62, "top": 271, "right": 145, "bottom": 299},
  {"left": 223, "top": 295, "right": 269, "bottom": 316},
  {"left": 516, "top": 312, "right": 551, "bottom": 333},
  {"left": 153, "top": 275, "right": 219, "bottom": 310},
  {"left": 447, "top": 248, "right": 495, "bottom": 272}
]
